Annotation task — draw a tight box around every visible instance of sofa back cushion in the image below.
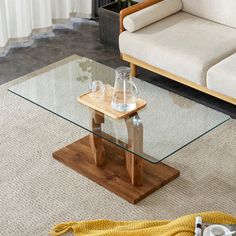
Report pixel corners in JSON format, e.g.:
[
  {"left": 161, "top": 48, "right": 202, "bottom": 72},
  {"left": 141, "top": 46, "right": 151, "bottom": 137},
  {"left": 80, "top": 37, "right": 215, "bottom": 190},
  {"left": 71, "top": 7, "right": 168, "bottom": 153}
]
[{"left": 182, "top": 0, "right": 236, "bottom": 28}]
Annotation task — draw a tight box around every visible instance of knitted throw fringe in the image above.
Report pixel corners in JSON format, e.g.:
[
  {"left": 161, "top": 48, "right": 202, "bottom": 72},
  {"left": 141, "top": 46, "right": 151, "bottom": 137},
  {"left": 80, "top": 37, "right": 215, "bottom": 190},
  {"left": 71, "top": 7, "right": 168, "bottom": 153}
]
[{"left": 49, "top": 211, "right": 236, "bottom": 236}]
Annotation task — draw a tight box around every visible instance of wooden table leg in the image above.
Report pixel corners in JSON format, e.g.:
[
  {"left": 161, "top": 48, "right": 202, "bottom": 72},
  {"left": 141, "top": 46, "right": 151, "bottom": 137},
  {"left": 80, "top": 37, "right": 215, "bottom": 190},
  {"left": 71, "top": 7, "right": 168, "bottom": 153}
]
[
  {"left": 90, "top": 110, "right": 105, "bottom": 166},
  {"left": 125, "top": 112, "right": 143, "bottom": 186},
  {"left": 130, "top": 63, "right": 137, "bottom": 77}
]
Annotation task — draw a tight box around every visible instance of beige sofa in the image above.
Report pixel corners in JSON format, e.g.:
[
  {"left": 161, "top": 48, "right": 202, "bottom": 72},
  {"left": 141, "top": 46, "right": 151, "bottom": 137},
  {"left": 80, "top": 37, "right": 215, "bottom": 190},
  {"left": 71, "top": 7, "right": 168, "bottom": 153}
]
[{"left": 119, "top": 0, "right": 236, "bottom": 105}]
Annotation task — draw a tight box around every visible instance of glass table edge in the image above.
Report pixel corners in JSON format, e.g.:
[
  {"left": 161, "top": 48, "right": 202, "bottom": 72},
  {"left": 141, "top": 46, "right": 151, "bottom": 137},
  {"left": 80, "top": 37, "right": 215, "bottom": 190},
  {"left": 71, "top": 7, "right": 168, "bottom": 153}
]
[
  {"left": 8, "top": 90, "right": 231, "bottom": 164},
  {"left": 7, "top": 54, "right": 231, "bottom": 164}
]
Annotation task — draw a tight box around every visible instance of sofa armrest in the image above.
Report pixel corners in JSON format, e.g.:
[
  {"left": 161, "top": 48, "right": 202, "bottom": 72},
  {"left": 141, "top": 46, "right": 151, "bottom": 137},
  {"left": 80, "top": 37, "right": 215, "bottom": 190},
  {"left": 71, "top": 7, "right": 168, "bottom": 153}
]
[
  {"left": 121, "top": 0, "right": 182, "bottom": 33},
  {"left": 120, "top": 0, "right": 163, "bottom": 33}
]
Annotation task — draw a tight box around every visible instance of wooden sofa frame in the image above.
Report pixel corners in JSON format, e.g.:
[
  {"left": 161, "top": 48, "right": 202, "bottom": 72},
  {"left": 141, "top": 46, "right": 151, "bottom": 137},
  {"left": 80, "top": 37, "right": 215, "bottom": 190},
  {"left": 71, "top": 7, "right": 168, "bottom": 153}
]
[{"left": 119, "top": 0, "right": 236, "bottom": 105}]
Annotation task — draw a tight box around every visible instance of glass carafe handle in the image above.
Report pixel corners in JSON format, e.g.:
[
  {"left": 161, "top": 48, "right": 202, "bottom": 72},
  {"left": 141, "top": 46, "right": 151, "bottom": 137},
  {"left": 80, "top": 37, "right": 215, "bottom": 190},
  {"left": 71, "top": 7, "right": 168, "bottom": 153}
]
[{"left": 131, "top": 79, "right": 139, "bottom": 99}]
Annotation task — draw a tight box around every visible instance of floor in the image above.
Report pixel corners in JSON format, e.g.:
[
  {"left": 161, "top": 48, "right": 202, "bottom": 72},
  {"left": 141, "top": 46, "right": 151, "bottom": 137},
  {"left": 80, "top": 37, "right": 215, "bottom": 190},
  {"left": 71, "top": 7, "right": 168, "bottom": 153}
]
[
  {"left": 0, "top": 63, "right": 235, "bottom": 236},
  {"left": 0, "top": 19, "right": 235, "bottom": 118}
]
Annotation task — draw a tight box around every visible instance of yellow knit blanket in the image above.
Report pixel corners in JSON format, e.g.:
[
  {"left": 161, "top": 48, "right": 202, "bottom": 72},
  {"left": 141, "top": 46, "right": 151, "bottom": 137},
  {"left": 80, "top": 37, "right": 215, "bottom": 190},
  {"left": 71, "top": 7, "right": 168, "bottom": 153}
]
[{"left": 49, "top": 212, "right": 236, "bottom": 236}]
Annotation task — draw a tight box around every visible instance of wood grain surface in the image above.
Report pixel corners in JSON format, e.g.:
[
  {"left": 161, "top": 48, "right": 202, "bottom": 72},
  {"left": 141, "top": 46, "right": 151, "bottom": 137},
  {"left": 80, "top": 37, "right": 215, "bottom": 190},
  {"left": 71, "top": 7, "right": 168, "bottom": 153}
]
[
  {"left": 78, "top": 91, "right": 147, "bottom": 119},
  {"left": 53, "top": 134, "right": 180, "bottom": 204}
]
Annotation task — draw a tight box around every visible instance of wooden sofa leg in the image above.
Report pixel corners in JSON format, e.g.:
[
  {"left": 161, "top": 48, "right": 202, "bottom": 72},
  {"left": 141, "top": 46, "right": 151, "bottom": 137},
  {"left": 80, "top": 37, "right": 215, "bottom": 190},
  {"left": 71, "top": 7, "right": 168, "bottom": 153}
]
[{"left": 130, "top": 63, "right": 137, "bottom": 77}]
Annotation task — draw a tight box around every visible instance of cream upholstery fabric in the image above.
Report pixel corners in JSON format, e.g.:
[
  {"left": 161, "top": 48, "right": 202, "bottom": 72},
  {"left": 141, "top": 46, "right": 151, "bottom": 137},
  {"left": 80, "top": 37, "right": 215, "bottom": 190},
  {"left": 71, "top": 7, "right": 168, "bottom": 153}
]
[
  {"left": 120, "top": 12, "right": 236, "bottom": 86},
  {"left": 123, "top": 0, "right": 182, "bottom": 32},
  {"left": 207, "top": 54, "right": 236, "bottom": 99},
  {"left": 182, "top": 0, "right": 236, "bottom": 29}
]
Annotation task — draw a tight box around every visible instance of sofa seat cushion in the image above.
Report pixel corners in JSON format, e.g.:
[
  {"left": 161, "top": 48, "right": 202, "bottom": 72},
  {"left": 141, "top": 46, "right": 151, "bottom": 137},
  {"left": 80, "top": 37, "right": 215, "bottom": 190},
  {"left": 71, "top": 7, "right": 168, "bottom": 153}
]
[
  {"left": 119, "top": 12, "right": 236, "bottom": 86},
  {"left": 207, "top": 54, "right": 236, "bottom": 99}
]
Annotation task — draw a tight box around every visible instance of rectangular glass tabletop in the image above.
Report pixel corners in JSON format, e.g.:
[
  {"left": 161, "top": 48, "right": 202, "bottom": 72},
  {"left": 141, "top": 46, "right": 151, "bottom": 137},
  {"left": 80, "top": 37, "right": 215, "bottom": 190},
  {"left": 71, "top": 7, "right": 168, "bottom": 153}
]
[{"left": 8, "top": 55, "right": 230, "bottom": 163}]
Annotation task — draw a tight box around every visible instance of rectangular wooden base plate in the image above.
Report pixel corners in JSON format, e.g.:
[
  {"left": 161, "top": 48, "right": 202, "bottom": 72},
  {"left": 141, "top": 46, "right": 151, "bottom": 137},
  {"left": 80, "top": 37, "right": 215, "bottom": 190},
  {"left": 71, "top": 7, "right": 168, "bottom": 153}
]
[{"left": 53, "top": 135, "right": 180, "bottom": 204}]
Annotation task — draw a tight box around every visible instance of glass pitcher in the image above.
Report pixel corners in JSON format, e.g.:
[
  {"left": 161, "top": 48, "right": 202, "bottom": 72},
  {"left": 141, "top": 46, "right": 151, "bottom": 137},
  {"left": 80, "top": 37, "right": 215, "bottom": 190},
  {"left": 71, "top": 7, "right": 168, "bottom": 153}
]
[{"left": 111, "top": 67, "right": 139, "bottom": 112}]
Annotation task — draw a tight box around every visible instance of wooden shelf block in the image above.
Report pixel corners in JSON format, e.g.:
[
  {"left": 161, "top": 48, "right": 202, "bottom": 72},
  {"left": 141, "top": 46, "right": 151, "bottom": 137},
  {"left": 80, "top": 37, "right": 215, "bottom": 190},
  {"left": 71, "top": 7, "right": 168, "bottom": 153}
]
[{"left": 78, "top": 91, "right": 147, "bottom": 120}]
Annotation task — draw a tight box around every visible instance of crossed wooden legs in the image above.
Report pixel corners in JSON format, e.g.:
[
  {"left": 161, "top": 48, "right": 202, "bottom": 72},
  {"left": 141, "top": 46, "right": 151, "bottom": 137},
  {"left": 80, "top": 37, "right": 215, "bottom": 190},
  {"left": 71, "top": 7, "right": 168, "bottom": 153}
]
[
  {"left": 53, "top": 109, "right": 180, "bottom": 203},
  {"left": 90, "top": 110, "right": 143, "bottom": 187}
]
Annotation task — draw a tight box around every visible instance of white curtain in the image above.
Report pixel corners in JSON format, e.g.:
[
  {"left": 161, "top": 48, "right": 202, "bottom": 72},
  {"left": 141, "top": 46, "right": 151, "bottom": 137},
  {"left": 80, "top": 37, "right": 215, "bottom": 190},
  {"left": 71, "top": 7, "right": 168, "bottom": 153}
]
[{"left": 0, "top": 0, "right": 92, "bottom": 55}]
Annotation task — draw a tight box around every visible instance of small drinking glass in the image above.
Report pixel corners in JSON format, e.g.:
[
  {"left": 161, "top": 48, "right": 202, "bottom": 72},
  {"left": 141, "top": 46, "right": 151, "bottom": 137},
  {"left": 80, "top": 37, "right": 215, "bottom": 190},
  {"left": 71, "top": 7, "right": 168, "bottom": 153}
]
[{"left": 90, "top": 80, "right": 105, "bottom": 98}]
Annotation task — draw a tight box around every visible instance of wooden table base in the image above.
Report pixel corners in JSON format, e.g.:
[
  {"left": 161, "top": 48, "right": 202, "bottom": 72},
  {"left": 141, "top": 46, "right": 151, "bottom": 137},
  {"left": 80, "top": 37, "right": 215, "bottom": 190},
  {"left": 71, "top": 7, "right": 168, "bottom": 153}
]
[{"left": 53, "top": 134, "right": 180, "bottom": 204}]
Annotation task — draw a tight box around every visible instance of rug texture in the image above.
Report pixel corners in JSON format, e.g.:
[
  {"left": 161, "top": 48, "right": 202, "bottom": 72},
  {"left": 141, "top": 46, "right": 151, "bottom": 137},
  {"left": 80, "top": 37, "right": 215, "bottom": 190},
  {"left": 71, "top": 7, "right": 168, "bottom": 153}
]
[{"left": 0, "top": 78, "right": 235, "bottom": 236}]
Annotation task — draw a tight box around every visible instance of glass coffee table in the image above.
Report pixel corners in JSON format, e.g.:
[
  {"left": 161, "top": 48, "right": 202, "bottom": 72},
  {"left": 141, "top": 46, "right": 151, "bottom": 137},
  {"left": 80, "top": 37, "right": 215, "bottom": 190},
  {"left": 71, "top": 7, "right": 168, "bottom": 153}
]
[{"left": 9, "top": 55, "right": 230, "bottom": 204}]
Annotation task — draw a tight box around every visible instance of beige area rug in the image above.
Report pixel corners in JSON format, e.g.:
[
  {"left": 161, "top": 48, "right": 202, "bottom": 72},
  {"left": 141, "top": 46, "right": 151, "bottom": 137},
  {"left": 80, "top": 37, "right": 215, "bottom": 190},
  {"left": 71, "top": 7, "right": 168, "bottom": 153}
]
[{"left": 0, "top": 78, "right": 235, "bottom": 236}]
